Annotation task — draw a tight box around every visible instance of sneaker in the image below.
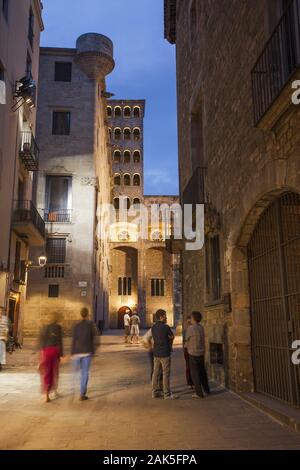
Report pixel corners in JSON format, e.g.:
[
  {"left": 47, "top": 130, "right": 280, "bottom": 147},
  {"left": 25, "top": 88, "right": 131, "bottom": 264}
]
[
  {"left": 80, "top": 395, "right": 89, "bottom": 401},
  {"left": 192, "top": 393, "right": 204, "bottom": 399},
  {"left": 164, "top": 394, "right": 179, "bottom": 400}
]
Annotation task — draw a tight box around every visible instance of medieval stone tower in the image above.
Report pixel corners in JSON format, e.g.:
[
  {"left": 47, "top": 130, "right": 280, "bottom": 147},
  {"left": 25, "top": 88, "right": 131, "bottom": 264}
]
[{"left": 107, "top": 100, "right": 181, "bottom": 329}]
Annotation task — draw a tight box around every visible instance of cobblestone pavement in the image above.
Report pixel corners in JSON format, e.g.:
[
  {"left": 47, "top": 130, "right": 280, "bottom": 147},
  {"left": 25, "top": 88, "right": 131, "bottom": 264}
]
[{"left": 0, "top": 332, "right": 300, "bottom": 450}]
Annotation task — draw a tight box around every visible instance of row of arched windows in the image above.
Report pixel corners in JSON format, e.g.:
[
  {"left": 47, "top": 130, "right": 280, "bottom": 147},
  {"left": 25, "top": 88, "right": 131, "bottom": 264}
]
[
  {"left": 114, "top": 174, "right": 141, "bottom": 187},
  {"left": 113, "top": 197, "right": 141, "bottom": 210},
  {"left": 109, "top": 127, "right": 141, "bottom": 141},
  {"left": 107, "top": 106, "right": 141, "bottom": 119},
  {"left": 113, "top": 150, "right": 141, "bottom": 163}
]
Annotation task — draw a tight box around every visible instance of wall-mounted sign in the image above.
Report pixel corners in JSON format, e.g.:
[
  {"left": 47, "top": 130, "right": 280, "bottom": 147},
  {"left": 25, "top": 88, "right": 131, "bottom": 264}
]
[
  {"left": 80, "top": 291, "right": 87, "bottom": 297},
  {"left": 79, "top": 281, "right": 88, "bottom": 288}
]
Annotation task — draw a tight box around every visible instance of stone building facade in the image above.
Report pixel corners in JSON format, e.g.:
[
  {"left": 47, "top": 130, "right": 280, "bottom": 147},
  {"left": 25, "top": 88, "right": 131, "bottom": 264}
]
[
  {"left": 24, "top": 33, "right": 114, "bottom": 335},
  {"left": 0, "top": 0, "right": 44, "bottom": 341},
  {"left": 165, "top": 0, "right": 300, "bottom": 408},
  {"left": 107, "top": 100, "right": 181, "bottom": 328}
]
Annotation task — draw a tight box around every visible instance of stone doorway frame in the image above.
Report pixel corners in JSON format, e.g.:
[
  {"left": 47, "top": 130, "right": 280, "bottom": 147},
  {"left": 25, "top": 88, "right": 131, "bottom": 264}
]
[{"left": 226, "top": 179, "right": 300, "bottom": 393}]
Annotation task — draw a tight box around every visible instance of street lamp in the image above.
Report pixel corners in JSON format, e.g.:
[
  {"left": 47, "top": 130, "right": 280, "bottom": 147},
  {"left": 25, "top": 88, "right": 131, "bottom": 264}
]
[{"left": 25, "top": 256, "right": 47, "bottom": 271}]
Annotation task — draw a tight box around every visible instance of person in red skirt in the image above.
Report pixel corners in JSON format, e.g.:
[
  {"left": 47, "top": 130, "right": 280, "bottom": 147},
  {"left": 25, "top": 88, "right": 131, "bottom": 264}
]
[{"left": 39, "top": 312, "right": 64, "bottom": 403}]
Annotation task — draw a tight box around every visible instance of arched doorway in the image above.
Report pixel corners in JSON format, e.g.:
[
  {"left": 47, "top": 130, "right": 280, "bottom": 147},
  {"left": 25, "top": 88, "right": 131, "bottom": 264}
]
[
  {"left": 248, "top": 192, "right": 300, "bottom": 407},
  {"left": 117, "top": 306, "right": 131, "bottom": 329}
]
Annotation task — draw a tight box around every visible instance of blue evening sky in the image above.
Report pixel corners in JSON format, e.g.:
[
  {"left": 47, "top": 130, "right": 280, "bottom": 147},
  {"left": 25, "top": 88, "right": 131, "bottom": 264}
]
[{"left": 41, "top": 0, "right": 179, "bottom": 195}]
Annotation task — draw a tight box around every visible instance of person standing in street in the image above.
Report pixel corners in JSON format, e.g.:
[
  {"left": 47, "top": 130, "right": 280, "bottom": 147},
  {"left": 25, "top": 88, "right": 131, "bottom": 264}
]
[
  {"left": 130, "top": 309, "right": 141, "bottom": 344},
  {"left": 185, "top": 311, "right": 210, "bottom": 399},
  {"left": 183, "top": 316, "right": 194, "bottom": 389},
  {"left": 151, "top": 309, "right": 178, "bottom": 400},
  {"left": 123, "top": 308, "right": 131, "bottom": 344},
  {"left": 0, "top": 310, "right": 9, "bottom": 372},
  {"left": 71, "top": 307, "right": 96, "bottom": 401},
  {"left": 38, "top": 312, "right": 64, "bottom": 403}
]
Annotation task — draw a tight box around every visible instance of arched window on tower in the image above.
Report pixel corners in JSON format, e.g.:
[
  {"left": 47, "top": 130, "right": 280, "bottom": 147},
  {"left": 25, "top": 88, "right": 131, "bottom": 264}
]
[
  {"left": 124, "top": 174, "right": 131, "bottom": 186},
  {"left": 124, "top": 197, "right": 131, "bottom": 210},
  {"left": 133, "top": 198, "right": 141, "bottom": 206},
  {"left": 114, "top": 106, "right": 121, "bottom": 117},
  {"left": 107, "top": 106, "right": 112, "bottom": 117},
  {"left": 113, "top": 198, "right": 120, "bottom": 210},
  {"left": 124, "top": 106, "right": 131, "bottom": 118},
  {"left": 133, "top": 107, "right": 140, "bottom": 118},
  {"left": 133, "top": 174, "right": 141, "bottom": 186},
  {"left": 133, "top": 150, "right": 140, "bottom": 163},
  {"left": 124, "top": 150, "right": 131, "bottom": 163},
  {"left": 124, "top": 128, "right": 131, "bottom": 141},
  {"left": 114, "top": 174, "right": 121, "bottom": 186},
  {"left": 114, "top": 150, "right": 121, "bottom": 163},
  {"left": 133, "top": 128, "right": 141, "bottom": 141},
  {"left": 114, "top": 128, "right": 121, "bottom": 141}
]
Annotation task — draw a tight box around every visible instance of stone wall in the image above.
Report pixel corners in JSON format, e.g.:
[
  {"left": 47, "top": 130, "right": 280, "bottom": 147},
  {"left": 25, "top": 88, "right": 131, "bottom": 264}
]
[{"left": 172, "top": 0, "right": 300, "bottom": 392}]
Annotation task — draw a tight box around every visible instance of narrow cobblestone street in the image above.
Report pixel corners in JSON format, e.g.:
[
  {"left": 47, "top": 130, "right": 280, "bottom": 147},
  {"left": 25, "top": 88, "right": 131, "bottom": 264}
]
[{"left": 0, "top": 333, "right": 300, "bottom": 450}]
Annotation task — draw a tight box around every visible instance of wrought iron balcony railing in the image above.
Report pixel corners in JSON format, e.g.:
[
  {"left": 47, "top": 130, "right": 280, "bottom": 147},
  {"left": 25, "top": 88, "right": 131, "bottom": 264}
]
[
  {"left": 19, "top": 131, "right": 39, "bottom": 171},
  {"left": 182, "top": 167, "right": 207, "bottom": 205},
  {"left": 13, "top": 200, "right": 45, "bottom": 240},
  {"left": 44, "top": 209, "right": 72, "bottom": 223},
  {"left": 251, "top": 0, "right": 300, "bottom": 124}
]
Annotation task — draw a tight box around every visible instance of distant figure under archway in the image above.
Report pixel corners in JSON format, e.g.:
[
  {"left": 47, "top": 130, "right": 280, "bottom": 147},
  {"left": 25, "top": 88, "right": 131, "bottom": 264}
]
[{"left": 118, "top": 306, "right": 132, "bottom": 329}]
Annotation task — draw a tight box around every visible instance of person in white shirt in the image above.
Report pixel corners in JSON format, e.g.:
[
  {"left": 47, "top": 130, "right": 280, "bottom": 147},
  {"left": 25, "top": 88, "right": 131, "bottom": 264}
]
[{"left": 123, "top": 309, "right": 132, "bottom": 344}]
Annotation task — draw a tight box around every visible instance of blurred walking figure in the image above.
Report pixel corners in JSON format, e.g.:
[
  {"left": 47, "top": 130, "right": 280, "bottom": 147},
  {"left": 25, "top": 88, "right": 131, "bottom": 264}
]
[
  {"left": 0, "top": 309, "right": 9, "bottom": 372},
  {"left": 130, "top": 309, "right": 140, "bottom": 344},
  {"left": 151, "top": 309, "right": 178, "bottom": 400},
  {"left": 185, "top": 311, "right": 210, "bottom": 399},
  {"left": 123, "top": 308, "right": 131, "bottom": 344},
  {"left": 38, "top": 312, "right": 63, "bottom": 403},
  {"left": 183, "top": 316, "right": 194, "bottom": 388},
  {"left": 71, "top": 308, "right": 96, "bottom": 401}
]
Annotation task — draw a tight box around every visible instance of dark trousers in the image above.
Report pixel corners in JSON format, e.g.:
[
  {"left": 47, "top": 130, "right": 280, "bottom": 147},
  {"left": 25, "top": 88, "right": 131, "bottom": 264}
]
[
  {"left": 189, "top": 354, "right": 210, "bottom": 397},
  {"left": 183, "top": 348, "right": 193, "bottom": 386}
]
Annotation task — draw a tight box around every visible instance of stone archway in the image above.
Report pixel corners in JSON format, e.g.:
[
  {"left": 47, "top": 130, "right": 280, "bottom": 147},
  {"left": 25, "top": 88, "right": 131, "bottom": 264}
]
[{"left": 226, "top": 186, "right": 300, "bottom": 394}]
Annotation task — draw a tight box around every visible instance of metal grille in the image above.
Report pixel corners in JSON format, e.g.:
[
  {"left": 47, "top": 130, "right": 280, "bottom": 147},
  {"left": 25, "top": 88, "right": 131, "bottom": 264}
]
[
  {"left": 248, "top": 192, "right": 300, "bottom": 407},
  {"left": 46, "top": 238, "right": 66, "bottom": 264},
  {"left": 251, "top": 0, "right": 300, "bottom": 124}
]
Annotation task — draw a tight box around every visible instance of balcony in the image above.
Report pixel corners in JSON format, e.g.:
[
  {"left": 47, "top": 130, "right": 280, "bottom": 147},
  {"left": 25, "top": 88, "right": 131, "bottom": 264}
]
[
  {"left": 44, "top": 209, "right": 72, "bottom": 223},
  {"left": 12, "top": 200, "right": 45, "bottom": 246},
  {"left": 19, "top": 131, "right": 39, "bottom": 171},
  {"left": 251, "top": 0, "right": 300, "bottom": 127},
  {"left": 182, "top": 167, "right": 207, "bottom": 205}
]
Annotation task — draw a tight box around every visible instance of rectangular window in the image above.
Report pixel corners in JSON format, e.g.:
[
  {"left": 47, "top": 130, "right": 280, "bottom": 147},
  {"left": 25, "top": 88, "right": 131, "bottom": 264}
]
[
  {"left": 52, "top": 111, "right": 71, "bottom": 135},
  {"left": 55, "top": 62, "right": 72, "bottom": 82},
  {"left": 46, "top": 238, "right": 66, "bottom": 264},
  {"left": 151, "top": 279, "right": 165, "bottom": 297},
  {"left": 191, "top": 103, "right": 204, "bottom": 170},
  {"left": 48, "top": 285, "right": 59, "bottom": 298},
  {"left": 45, "top": 175, "right": 72, "bottom": 222},
  {"left": 14, "top": 241, "right": 21, "bottom": 280},
  {"left": 190, "top": 0, "right": 197, "bottom": 45},
  {"left": 0, "top": 63, "right": 4, "bottom": 81},
  {"left": 28, "top": 7, "right": 34, "bottom": 48},
  {"left": 2, "top": 0, "right": 9, "bottom": 21},
  {"left": 118, "top": 277, "right": 132, "bottom": 296},
  {"left": 206, "top": 235, "right": 221, "bottom": 302},
  {"left": 26, "top": 52, "right": 32, "bottom": 79},
  {"left": 210, "top": 343, "right": 224, "bottom": 365}
]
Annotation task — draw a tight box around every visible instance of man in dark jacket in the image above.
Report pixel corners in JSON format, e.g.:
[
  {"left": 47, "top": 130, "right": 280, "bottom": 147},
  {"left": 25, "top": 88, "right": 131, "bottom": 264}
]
[
  {"left": 151, "top": 309, "right": 178, "bottom": 400},
  {"left": 71, "top": 308, "right": 96, "bottom": 401}
]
